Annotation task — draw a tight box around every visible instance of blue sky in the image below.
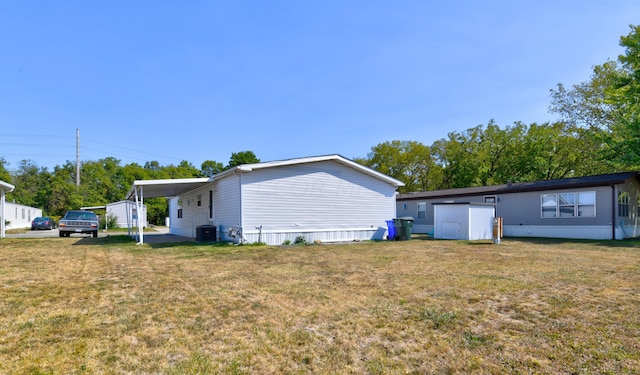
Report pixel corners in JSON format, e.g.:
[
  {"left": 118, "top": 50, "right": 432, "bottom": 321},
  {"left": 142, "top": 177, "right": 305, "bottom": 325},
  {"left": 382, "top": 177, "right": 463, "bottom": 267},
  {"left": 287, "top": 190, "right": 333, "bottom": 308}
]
[{"left": 1, "top": 1, "right": 639, "bottom": 172}]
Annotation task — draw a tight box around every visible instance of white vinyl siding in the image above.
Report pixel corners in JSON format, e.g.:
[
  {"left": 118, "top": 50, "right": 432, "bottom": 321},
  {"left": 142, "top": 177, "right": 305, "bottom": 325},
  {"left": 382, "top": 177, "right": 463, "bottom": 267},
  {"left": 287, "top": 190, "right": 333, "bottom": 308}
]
[
  {"left": 2, "top": 202, "right": 42, "bottom": 229},
  {"left": 213, "top": 174, "right": 241, "bottom": 241},
  {"left": 240, "top": 161, "right": 396, "bottom": 231}
]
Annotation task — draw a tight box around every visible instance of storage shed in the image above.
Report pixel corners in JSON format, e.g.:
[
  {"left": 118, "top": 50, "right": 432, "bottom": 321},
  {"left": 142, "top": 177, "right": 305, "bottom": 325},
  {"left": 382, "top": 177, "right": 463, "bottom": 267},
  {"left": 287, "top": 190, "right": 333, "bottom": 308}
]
[{"left": 433, "top": 202, "right": 495, "bottom": 240}]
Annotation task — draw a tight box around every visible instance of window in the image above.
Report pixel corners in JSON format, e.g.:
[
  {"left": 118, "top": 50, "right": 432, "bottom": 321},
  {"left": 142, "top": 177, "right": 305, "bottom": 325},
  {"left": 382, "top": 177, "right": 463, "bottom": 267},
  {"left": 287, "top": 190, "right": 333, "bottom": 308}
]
[
  {"left": 559, "top": 193, "right": 575, "bottom": 217},
  {"left": 541, "top": 194, "right": 557, "bottom": 218},
  {"left": 618, "top": 191, "right": 629, "bottom": 218},
  {"left": 577, "top": 192, "right": 595, "bottom": 217},
  {"left": 484, "top": 196, "right": 496, "bottom": 204},
  {"left": 417, "top": 203, "right": 426, "bottom": 219},
  {"left": 541, "top": 191, "right": 595, "bottom": 218},
  {"left": 197, "top": 194, "right": 202, "bottom": 207},
  {"left": 177, "top": 208, "right": 183, "bottom": 219}
]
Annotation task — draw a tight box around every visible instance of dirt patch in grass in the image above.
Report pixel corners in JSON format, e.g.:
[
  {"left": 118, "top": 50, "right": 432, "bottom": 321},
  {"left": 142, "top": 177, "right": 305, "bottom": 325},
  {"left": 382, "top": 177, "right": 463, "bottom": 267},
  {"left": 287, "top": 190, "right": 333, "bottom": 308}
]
[{"left": 0, "top": 236, "right": 639, "bottom": 374}]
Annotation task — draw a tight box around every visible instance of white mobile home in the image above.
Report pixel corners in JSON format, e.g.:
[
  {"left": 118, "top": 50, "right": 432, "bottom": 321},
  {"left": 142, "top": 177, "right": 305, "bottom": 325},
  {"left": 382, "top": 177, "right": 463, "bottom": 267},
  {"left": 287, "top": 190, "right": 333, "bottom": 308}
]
[
  {"left": 3, "top": 201, "right": 43, "bottom": 230},
  {"left": 106, "top": 201, "right": 147, "bottom": 228},
  {"left": 128, "top": 155, "right": 404, "bottom": 245},
  {"left": 398, "top": 172, "right": 640, "bottom": 241}
]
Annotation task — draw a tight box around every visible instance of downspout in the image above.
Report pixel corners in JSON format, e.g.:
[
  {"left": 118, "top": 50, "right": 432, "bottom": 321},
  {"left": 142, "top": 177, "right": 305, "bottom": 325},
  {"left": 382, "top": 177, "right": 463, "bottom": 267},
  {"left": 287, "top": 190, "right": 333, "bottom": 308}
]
[
  {"left": 611, "top": 184, "right": 616, "bottom": 240},
  {"left": 238, "top": 171, "right": 243, "bottom": 244}
]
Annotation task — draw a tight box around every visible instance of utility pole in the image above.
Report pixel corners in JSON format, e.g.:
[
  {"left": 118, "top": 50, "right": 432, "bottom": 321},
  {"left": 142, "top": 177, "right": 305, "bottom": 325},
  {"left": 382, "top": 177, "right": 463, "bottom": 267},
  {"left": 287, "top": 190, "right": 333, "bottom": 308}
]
[{"left": 76, "top": 128, "right": 80, "bottom": 186}]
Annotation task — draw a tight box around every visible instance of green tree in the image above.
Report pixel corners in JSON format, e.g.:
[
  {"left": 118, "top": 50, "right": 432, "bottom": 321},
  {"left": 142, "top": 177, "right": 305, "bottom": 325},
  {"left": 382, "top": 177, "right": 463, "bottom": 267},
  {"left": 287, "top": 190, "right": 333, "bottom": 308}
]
[
  {"left": 78, "top": 158, "right": 126, "bottom": 206},
  {"left": 48, "top": 162, "right": 83, "bottom": 215},
  {"left": 164, "top": 160, "right": 202, "bottom": 178},
  {"left": 432, "top": 126, "right": 484, "bottom": 189},
  {"left": 550, "top": 24, "right": 640, "bottom": 168},
  {"left": 227, "top": 151, "right": 260, "bottom": 169},
  {"left": 606, "top": 24, "right": 640, "bottom": 167},
  {"left": 9, "top": 160, "right": 51, "bottom": 210},
  {"left": 201, "top": 160, "right": 224, "bottom": 177},
  {"left": 357, "top": 140, "right": 442, "bottom": 193},
  {"left": 0, "top": 157, "right": 10, "bottom": 183}
]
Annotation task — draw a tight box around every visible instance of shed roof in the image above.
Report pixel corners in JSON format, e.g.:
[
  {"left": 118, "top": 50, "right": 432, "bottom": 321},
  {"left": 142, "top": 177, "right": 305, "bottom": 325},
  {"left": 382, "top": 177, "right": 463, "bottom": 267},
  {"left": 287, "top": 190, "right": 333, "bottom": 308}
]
[{"left": 398, "top": 171, "right": 640, "bottom": 201}]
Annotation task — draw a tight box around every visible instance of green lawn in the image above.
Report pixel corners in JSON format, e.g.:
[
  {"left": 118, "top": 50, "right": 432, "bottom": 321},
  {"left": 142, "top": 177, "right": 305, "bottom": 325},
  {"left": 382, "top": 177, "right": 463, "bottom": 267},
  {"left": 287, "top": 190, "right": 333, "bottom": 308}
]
[{"left": 0, "top": 236, "right": 638, "bottom": 374}]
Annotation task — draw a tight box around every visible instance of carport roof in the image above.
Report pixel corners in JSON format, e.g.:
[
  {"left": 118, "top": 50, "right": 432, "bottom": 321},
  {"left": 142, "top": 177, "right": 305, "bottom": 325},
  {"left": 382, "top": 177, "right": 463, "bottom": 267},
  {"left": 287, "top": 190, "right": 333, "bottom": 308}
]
[
  {"left": 126, "top": 178, "right": 210, "bottom": 199},
  {"left": 0, "top": 180, "right": 15, "bottom": 193}
]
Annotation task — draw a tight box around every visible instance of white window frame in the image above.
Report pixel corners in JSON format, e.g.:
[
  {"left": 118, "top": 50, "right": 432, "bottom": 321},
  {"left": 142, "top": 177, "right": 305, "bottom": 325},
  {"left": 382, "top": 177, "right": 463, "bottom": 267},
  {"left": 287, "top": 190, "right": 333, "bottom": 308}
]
[
  {"left": 618, "top": 191, "right": 629, "bottom": 218},
  {"left": 417, "top": 202, "right": 426, "bottom": 219},
  {"left": 541, "top": 191, "right": 596, "bottom": 218}
]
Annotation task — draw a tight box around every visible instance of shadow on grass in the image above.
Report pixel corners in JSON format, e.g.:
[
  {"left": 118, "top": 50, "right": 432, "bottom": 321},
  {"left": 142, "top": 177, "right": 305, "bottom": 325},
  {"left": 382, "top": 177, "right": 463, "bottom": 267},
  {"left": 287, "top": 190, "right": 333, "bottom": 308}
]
[
  {"left": 70, "top": 234, "right": 270, "bottom": 253},
  {"left": 70, "top": 233, "right": 639, "bottom": 250},
  {"left": 404, "top": 234, "right": 639, "bottom": 248},
  {"left": 502, "top": 236, "right": 640, "bottom": 248},
  {"left": 72, "top": 234, "right": 136, "bottom": 246}
]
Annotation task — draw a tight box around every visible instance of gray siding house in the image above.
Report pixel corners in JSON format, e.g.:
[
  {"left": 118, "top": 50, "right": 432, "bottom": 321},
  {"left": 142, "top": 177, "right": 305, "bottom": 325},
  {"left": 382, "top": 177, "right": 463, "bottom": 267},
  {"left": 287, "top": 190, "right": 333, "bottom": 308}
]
[
  {"left": 397, "top": 172, "right": 640, "bottom": 240},
  {"left": 129, "top": 155, "right": 404, "bottom": 245}
]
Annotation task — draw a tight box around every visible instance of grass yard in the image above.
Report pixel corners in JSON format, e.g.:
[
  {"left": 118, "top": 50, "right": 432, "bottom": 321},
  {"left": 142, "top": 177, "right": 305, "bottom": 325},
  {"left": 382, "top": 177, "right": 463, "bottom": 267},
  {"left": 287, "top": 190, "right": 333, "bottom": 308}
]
[{"left": 0, "top": 236, "right": 639, "bottom": 374}]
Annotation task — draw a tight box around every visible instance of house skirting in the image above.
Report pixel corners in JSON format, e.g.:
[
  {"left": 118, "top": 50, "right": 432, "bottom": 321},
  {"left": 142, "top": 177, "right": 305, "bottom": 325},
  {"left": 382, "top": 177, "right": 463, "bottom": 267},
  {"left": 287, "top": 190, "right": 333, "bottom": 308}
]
[
  {"left": 222, "top": 226, "right": 388, "bottom": 245},
  {"left": 506, "top": 225, "right": 620, "bottom": 240},
  {"left": 414, "top": 224, "right": 636, "bottom": 240}
]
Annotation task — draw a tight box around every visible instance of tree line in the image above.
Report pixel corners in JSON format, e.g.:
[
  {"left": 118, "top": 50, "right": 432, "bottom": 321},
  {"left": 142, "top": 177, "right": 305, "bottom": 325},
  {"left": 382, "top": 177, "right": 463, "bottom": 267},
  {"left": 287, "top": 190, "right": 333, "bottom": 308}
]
[
  {"left": 2, "top": 25, "right": 639, "bottom": 223},
  {"left": 0, "top": 151, "right": 260, "bottom": 225}
]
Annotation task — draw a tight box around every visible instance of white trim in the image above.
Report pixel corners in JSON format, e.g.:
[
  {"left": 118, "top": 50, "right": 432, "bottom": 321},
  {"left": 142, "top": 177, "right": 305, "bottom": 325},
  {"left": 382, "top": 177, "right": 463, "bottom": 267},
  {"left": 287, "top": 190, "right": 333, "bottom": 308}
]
[
  {"left": 213, "top": 155, "right": 405, "bottom": 187},
  {"left": 0, "top": 181, "right": 15, "bottom": 239}
]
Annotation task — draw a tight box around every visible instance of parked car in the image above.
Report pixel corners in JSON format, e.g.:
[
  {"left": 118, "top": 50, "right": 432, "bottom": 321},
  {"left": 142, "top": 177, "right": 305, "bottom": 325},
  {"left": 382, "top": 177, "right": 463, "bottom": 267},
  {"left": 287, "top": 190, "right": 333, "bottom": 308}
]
[
  {"left": 31, "top": 216, "right": 57, "bottom": 230},
  {"left": 58, "top": 210, "right": 99, "bottom": 238}
]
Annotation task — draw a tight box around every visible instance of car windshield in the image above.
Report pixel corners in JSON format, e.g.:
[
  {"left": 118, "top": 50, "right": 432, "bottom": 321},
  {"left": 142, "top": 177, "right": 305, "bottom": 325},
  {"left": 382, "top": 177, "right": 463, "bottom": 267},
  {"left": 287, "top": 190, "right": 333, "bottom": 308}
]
[
  {"left": 34, "top": 217, "right": 48, "bottom": 222},
  {"left": 65, "top": 212, "right": 97, "bottom": 220}
]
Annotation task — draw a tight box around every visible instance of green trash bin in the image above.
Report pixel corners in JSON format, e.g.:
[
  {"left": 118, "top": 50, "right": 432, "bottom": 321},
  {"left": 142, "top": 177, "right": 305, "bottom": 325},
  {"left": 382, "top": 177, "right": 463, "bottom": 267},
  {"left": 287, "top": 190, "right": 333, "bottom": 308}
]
[
  {"left": 394, "top": 217, "right": 414, "bottom": 240},
  {"left": 400, "top": 216, "right": 414, "bottom": 240}
]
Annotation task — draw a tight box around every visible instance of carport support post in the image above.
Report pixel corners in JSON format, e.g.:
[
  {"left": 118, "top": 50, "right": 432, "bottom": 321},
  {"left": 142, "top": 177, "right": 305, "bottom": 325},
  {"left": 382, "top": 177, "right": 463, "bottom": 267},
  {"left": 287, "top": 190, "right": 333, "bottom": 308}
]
[
  {"left": 0, "top": 181, "right": 15, "bottom": 239},
  {"left": 0, "top": 190, "right": 5, "bottom": 239},
  {"left": 133, "top": 186, "right": 144, "bottom": 245}
]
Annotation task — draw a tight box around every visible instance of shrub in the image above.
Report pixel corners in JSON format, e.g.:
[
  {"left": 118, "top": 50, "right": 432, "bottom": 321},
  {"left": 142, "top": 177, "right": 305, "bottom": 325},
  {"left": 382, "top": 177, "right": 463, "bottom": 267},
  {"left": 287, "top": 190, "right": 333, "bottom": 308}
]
[
  {"left": 101, "top": 214, "right": 119, "bottom": 230},
  {"left": 294, "top": 235, "right": 308, "bottom": 245},
  {"left": 282, "top": 239, "right": 291, "bottom": 245}
]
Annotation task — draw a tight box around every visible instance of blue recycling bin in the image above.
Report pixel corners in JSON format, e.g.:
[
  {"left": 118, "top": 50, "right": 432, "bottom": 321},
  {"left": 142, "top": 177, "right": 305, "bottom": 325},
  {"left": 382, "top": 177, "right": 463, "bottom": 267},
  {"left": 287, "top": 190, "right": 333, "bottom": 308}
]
[{"left": 386, "top": 220, "right": 396, "bottom": 240}]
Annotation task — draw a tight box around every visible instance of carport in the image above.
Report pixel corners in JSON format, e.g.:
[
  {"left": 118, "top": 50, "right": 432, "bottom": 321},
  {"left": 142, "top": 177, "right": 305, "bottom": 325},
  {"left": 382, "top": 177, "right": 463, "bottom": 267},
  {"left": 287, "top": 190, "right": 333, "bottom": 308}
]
[
  {"left": 125, "top": 178, "right": 209, "bottom": 244},
  {"left": 0, "top": 180, "right": 15, "bottom": 239}
]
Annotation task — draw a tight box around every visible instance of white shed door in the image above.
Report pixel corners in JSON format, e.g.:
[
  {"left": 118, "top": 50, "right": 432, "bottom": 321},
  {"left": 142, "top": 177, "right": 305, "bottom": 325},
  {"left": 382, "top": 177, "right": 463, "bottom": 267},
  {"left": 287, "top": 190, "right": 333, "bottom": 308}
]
[{"left": 442, "top": 221, "right": 460, "bottom": 239}]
